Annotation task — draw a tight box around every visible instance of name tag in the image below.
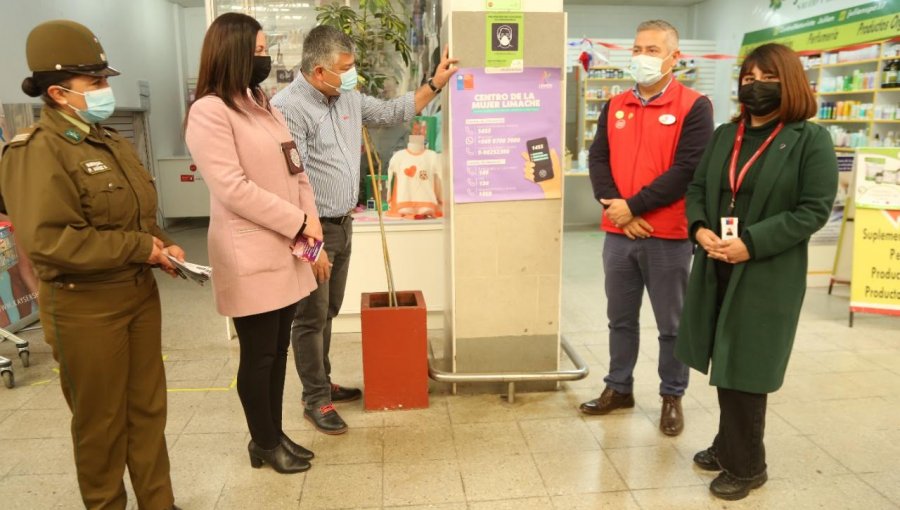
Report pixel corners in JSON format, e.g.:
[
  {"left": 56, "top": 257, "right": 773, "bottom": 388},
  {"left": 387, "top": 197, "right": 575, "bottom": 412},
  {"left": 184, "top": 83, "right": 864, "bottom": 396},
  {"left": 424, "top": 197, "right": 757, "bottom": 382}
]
[
  {"left": 81, "top": 160, "right": 111, "bottom": 175},
  {"left": 721, "top": 217, "right": 739, "bottom": 241}
]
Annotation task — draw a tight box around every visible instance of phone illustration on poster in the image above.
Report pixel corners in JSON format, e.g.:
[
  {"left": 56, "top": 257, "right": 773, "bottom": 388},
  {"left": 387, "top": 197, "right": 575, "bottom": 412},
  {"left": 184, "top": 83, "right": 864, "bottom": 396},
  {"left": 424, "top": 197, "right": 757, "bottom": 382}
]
[{"left": 450, "top": 67, "right": 562, "bottom": 203}]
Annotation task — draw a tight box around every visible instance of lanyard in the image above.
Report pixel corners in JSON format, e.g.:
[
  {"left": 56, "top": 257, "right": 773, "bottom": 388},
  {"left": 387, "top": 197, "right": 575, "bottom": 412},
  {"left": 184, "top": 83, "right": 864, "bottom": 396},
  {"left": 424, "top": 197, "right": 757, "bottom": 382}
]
[{"left": 728, "top": 121, "right": 784, "bottom": 211}]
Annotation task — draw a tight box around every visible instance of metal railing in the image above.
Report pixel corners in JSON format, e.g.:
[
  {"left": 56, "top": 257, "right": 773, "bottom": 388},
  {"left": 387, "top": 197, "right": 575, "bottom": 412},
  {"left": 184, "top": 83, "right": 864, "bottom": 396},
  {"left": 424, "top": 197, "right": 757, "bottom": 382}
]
[{"left": 427, "top": 336, "right": 590, "bottom": 403}]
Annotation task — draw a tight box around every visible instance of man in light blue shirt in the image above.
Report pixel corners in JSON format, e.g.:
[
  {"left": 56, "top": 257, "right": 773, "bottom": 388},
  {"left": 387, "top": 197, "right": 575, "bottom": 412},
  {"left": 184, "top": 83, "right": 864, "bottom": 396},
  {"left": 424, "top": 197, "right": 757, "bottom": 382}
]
[{"left": 272, "top": 25, "right": 456, "bottom": 435}]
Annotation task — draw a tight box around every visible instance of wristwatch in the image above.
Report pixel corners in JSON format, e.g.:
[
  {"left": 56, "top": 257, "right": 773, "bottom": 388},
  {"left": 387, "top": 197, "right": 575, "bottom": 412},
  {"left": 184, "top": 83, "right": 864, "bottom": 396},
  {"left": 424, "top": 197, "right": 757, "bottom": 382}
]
[{"left": 427, "top": 78, "right": 441, "bottom": 93}]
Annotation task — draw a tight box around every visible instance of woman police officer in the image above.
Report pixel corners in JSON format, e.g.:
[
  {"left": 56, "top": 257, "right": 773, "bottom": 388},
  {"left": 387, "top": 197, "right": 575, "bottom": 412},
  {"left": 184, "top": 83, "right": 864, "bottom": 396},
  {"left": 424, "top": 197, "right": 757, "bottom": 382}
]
[{"left": 0, "top": 20, "right": 182, "bottom": 510}]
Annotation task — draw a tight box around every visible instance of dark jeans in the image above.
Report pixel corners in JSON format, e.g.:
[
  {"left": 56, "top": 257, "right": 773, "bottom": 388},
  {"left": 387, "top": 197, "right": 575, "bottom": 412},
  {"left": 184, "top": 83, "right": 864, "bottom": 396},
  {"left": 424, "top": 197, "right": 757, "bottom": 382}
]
[
  {"left": 714, "top": 387, "right": 768, "bottom": 478},
  {"left": 601, "top": 233, "right": 692, "bottom": 396},
  {"left": 232, "top": 302, "right": 299, "bottom": 450},
  {"left": 290, "top": 219, "right": 353, "bottom": 410}
]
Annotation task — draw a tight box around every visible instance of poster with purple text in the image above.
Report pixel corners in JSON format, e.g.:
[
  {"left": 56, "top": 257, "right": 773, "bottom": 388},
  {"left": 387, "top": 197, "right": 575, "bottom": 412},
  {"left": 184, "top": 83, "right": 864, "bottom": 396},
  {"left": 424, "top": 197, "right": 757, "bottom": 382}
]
[{"left": 450, "top": 67, "right": 562, "bottom": 203}]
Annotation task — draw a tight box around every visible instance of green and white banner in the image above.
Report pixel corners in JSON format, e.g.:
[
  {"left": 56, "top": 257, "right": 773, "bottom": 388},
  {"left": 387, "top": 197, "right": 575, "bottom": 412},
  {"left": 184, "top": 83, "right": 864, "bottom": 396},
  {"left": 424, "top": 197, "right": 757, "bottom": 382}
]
[{"left": 739, "top": 0, "right": 900, "bottom": 57}]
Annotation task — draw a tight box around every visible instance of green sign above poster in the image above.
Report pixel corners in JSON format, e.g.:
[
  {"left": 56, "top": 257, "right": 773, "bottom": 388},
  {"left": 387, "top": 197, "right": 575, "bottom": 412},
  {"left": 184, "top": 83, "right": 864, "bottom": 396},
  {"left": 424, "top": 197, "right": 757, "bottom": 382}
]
[
  {"left": 739, "top": 0, "right": 900, "bottom": 57},
  {"left": 485, "top": 12, "right": 524, "bottom": 71}
]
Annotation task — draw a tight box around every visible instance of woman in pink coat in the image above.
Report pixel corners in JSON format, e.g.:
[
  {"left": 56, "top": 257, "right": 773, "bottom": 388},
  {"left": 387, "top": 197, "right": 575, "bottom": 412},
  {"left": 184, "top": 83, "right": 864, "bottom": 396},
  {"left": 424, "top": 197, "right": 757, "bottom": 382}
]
[{"left": 185, "top": 12, "right": 323, "bottom": 474}]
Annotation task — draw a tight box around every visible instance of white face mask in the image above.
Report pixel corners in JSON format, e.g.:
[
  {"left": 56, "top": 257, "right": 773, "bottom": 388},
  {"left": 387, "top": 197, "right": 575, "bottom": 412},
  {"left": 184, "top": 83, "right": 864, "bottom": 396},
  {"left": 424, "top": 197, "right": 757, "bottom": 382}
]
[{"left": 628, "top": 53, "right": 673, "bottom": 87}]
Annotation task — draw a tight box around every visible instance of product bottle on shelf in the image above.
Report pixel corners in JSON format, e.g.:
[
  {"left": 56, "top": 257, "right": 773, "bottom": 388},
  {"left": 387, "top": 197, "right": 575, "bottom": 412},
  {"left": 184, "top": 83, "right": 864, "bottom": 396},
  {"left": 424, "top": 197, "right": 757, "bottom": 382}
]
[
  {"left": 871, "top": 133, "right": 882, "bottom": 147},
  {"left": 885, "top": 131, "right": 897, "bottom": 148}
]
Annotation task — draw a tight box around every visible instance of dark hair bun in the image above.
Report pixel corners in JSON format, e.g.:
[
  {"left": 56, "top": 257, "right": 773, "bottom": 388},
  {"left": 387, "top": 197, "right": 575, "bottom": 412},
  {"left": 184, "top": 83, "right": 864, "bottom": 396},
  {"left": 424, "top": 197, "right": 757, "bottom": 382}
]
[{"left": 21, "top": 76, "right": 41, "bottom": 97}]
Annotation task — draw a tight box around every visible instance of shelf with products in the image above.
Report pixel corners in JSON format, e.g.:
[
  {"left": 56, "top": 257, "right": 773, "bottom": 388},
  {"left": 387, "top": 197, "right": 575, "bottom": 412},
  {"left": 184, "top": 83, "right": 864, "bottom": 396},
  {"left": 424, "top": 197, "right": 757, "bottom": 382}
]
[
  {"left": 804, "top": 40, "right": 900, "bottom": 151},
  {"left": 815, "top": 57, "right": 882, "bottom": 70},
  {"left": 818, "top": 89, "right": 878, "bottom": 96}
]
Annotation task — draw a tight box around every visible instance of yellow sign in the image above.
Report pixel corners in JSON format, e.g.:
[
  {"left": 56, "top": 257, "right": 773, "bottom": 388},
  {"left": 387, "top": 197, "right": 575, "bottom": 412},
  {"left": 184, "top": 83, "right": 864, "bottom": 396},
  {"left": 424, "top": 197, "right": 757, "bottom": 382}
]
[{"left": 850, "top": 209, "right": 900, "bottom": 317}]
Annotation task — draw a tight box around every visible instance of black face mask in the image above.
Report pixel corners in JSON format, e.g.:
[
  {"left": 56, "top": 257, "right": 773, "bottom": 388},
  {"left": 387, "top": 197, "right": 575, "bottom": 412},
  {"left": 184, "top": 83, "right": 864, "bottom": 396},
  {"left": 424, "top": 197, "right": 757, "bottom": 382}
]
[
  {"left": 738, "top": 81, "right": 782, "bottom": 117},
  {"left": 250, "top": 55, "right": 272, "bottom": 87}
]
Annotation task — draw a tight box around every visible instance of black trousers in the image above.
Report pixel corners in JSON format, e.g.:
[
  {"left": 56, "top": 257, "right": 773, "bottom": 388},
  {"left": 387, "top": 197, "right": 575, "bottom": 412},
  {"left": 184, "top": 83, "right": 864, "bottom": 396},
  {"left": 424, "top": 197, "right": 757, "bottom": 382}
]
[
  {"left": 714, "top": 387, "right": 768, "bottom": 478},
  {"left": 232, "top": 302, "right": 299, "bottom": 450},
  {"left": 712, "top": 267, "right": 767, "bottom": 478}
]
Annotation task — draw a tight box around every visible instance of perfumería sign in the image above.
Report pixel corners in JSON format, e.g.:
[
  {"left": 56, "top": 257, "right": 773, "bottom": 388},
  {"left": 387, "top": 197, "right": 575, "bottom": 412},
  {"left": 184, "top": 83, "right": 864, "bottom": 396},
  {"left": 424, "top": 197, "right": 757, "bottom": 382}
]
[{"left": 741, "top": 0, "right": 900, "bottom": 57}]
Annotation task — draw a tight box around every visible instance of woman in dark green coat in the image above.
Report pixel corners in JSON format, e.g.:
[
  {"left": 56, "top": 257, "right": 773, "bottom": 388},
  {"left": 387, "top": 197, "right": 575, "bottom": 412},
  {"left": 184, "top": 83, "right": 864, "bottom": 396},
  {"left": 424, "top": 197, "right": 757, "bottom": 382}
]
[{"left": 675, "top": 43, "right": 837, "bottom": 501}]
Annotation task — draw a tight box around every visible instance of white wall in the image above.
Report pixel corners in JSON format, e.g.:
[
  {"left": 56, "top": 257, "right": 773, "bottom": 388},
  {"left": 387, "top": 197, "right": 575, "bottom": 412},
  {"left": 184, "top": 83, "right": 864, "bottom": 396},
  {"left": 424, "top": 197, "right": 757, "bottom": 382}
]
[
  {"left": 565, "top": 4, "right": 692, "bottom": 41},
  {"left": 688, "top": 0, "right": 873, "bottom": 123},
  {"left": 181, "top": 6, "right": 207, "bottom": 81},
  {"left": 0, "top": 0, "right": 192, "bottom": 158}
]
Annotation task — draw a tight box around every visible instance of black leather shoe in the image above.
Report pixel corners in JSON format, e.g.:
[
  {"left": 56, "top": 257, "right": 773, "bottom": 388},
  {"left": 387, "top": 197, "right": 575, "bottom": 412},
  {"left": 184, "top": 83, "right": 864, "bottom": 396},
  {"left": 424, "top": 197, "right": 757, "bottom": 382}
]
[
  {"left": 710, "top": 470, "right": 768, "bottom": 500},
  {"left": 280, "top": 432, "right": 314, "bottom": 460},
  {"left": 331, "top": 383, "right": 362, "bottom": 403},
  {"left": 304, "top": 403, "right": 348, "bottom": 434},
  {"left": 248, "top": 441, "right": 311, "bottom": 474},
  {"left": 579, "top": 387, "right": 635, "bottom": 415},
  {"left": 693, "top": 446, "right": 721, "bottom": 471},
  {"left": 660, "top": 395, "right": 684, "bottom": 436}
]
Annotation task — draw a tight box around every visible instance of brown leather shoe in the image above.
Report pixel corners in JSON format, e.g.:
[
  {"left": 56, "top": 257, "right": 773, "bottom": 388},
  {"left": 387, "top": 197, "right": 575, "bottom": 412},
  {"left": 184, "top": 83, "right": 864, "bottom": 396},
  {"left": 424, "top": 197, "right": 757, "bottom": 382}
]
[
  {"left": 579, "top": 387, "right": 635, "bottom": 415},
  {"left": 660, "top": 395, "right": 684, "bottom": 436}
]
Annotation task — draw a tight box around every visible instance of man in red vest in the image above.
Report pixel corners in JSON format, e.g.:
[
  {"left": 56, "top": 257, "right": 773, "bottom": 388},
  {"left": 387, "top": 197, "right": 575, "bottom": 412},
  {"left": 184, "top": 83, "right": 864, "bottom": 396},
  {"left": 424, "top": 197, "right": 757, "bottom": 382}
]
[{"left": 581, "top": 20, "right": 714, "bottom": 436}]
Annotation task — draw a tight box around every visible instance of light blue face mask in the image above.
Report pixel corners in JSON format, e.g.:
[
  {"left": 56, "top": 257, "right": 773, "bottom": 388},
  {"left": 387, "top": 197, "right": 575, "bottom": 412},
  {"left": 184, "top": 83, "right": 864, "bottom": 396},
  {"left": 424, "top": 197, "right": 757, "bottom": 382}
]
[
  {"left": 326, "top": 66, "right": 358, "bottom": 93},
  {"left": 59, "top": 86, "right": 116, "bottom": 123}
]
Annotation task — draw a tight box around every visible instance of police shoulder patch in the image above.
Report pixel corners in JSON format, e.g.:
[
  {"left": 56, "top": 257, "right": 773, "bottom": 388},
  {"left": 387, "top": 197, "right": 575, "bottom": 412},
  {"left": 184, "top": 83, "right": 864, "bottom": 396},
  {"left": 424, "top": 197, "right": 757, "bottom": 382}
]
[
  {"left": 80, "top": 160, "right": 111, "bottom": 175},
  {"left": 7, "top": 126, "right": 40, "bottom": 147}
]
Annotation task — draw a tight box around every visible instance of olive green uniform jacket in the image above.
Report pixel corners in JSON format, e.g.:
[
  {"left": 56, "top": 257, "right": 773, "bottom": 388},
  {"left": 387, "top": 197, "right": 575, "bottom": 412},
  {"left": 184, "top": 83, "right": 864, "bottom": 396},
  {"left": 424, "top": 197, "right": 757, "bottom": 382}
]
[
  {"left": 675, "top": 120, "right": 838, "bottom": 394},
  {"left": 0, "top": 106, "right": 171, "bottom": 283}
]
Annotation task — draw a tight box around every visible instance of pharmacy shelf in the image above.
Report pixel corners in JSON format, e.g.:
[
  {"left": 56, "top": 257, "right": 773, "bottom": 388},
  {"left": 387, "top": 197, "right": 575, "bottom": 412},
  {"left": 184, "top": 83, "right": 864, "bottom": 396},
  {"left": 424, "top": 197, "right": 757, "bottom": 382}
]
[
  {"left": 834, "top": 147, "right": 856, "bottom": 153},
  {"left": 872, "top": 120, "right": 900, "bottom": 124},
  {"left": 814, "top": 58, "right": 881, "bottom": 69},
  {"left": 818, "top": 89, "right": 878, "bottom": 96},
  {"left": 814, "top": 119, "right": 871, "bottom": 124}
]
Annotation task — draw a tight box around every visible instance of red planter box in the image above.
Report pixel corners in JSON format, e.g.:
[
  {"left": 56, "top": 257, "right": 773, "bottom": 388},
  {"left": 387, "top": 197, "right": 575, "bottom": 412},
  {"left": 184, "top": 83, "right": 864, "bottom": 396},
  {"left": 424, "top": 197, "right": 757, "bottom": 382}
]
[{"left": 360, "top": 290, "right": 429, "bottom": 411}]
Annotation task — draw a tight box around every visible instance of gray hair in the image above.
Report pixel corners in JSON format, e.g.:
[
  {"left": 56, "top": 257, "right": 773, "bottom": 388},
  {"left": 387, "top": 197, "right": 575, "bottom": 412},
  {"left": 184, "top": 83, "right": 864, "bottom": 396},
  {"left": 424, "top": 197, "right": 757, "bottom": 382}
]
[
  {"left": 636, "top": 19, "right": 680, "bottom": 51},
  {"left": 301, "top": 25, "right": 354, "bottom": 74}
]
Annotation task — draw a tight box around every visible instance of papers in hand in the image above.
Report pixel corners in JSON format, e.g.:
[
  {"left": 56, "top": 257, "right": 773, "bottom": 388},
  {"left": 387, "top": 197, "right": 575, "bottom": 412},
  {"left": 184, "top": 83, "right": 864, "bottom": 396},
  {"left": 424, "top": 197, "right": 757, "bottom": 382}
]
[{"left": 167, "top": 255, "right": 212, "bottom": 286}]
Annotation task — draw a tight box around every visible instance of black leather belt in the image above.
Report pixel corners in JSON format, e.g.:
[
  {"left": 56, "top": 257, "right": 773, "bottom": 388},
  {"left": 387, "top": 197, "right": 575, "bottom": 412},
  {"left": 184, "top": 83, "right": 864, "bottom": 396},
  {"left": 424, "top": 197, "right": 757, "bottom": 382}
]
[{"left": 320, "top": 215, "right": 351, "bottom": 225}]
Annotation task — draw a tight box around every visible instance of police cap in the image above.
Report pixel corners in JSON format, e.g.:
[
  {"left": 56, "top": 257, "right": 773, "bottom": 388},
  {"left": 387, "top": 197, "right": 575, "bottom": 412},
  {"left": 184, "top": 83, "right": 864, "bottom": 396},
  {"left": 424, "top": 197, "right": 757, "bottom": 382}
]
[{"left": 26, "top": 20, "right": 120, "bottom": 77}]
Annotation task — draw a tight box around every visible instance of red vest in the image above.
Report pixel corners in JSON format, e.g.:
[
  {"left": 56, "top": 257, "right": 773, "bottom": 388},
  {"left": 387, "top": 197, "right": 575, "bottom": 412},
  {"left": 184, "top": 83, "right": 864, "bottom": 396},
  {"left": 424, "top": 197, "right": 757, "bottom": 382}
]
[{"left": 603, "top": 80, "right": 703, "bottom": 240}]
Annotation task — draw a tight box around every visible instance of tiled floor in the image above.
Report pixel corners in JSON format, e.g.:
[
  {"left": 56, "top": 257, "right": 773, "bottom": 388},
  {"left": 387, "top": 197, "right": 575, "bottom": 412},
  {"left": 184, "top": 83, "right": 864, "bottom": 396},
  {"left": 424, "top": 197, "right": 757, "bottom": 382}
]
[{"left": 1, "top": 225, "right": 898, "bottom": 509}]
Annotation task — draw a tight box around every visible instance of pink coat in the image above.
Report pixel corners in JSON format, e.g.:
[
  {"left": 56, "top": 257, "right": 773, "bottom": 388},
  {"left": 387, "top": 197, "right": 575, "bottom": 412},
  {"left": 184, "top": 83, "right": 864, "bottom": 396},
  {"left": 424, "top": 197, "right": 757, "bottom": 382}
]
[{"left": 185, "top": 94, "right": 318, "bottom": 318}]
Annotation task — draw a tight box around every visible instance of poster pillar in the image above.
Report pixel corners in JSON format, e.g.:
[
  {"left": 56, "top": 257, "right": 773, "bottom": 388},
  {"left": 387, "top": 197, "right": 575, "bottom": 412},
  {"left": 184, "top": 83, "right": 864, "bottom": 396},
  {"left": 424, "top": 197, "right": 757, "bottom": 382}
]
[{"left": 442, "top": 1, "right": 566, "bottom": 393}]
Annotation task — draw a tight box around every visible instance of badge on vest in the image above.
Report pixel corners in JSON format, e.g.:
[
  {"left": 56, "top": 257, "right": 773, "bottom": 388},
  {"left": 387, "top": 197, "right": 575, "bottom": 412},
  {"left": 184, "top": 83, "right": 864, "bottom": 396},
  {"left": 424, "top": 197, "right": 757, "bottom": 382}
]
[
  {"left": 81, "top": 160, "right": 111, "bottom": 175},
  {"left": 615, "top": 110, "right": 625, "bottom": 120},
  {"left": 659, "top": 114, "right": 676, "bottom": 125},
  {"left": 615, "top": 119, "right": 626, "bottom": 129}
]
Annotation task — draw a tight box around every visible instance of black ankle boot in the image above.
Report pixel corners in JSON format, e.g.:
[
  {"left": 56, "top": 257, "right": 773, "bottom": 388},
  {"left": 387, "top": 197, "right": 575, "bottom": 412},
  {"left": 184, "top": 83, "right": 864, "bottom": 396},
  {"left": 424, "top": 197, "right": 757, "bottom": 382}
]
[
  {"left": 280, "top": 432, "right": 315, "bottom": 460},
  {"left": 248, "top": 440, "right": 311, "bottom": 474},
  {"left": 710, "top": 470, "right": 768, "bottom": 500},
  {"left": 693, "top": 446, "right": 721, "bottom": 471}
]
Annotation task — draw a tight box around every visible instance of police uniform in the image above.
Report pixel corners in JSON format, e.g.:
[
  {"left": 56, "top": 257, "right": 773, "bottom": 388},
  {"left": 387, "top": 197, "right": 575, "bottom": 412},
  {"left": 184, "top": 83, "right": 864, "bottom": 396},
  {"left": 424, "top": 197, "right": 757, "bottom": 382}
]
[{"left": 0, "top": 21, "right": 175, "bottom": 510}]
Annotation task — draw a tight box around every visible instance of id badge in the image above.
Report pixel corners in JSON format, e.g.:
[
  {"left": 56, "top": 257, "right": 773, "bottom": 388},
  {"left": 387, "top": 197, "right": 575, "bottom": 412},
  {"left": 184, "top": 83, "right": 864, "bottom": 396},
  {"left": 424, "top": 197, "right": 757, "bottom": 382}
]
[
  {"left": 720, "top": 217, "right": 739, "bottom": 241},
  {"left": 282, "top": 141, "right": 304, "bottom": 175}
]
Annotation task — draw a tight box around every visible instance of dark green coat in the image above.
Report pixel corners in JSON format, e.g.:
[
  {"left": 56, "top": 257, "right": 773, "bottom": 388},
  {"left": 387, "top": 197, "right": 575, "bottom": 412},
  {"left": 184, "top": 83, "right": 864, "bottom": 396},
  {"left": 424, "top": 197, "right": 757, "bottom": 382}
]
[{"left": 675, "top": 120, "right": 838, "bottom": 394}]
